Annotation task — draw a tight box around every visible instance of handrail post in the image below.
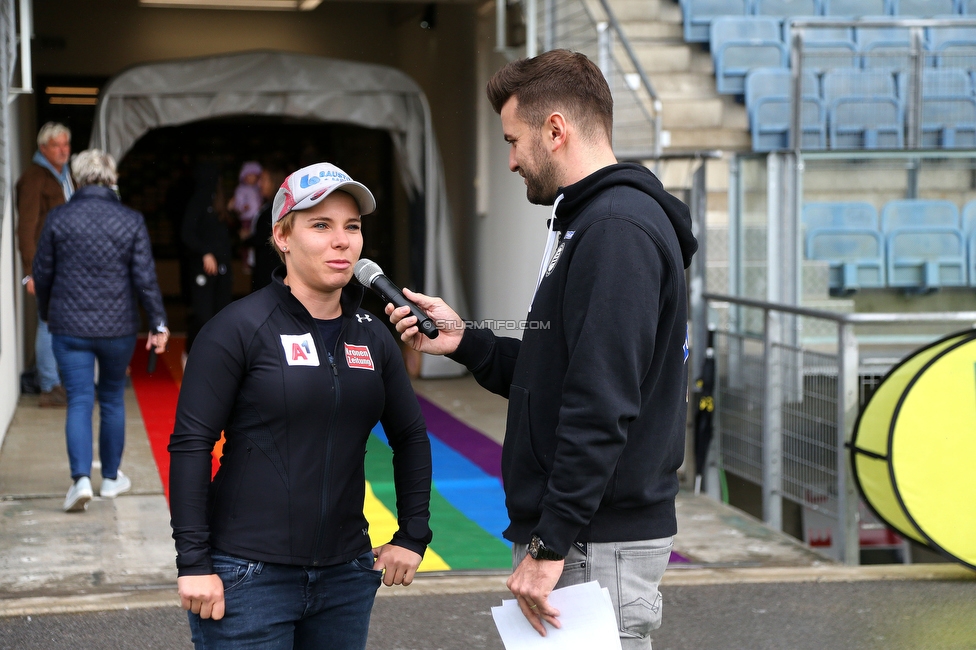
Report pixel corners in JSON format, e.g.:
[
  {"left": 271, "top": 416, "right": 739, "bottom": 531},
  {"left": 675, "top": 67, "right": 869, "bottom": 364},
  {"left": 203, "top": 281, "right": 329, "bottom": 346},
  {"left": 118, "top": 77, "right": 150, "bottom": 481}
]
[
  {"left": 597, "top": 21, "right": 611, "bottom": 84},
  {"left": 526, "top": 0, "right": 538, "bottom": 58},
  {"left": 763, "top": 308, "right": 783, "bottom": 531},
  {"left": 837, "top": 322, "right": 861, "bottom": 565},
  {"left": 906, "top": 26, "right": 925, "bottom": 150},
  {"left": 790, "top": 24, "right": 803, "bottom": 153}
]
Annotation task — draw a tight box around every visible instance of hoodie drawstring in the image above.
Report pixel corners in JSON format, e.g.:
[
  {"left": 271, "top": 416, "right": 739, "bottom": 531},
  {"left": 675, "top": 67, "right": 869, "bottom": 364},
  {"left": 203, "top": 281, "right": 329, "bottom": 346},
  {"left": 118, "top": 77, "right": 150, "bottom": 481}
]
[{"left": 529, "top": 194, "right": 564, "bottom": 313}]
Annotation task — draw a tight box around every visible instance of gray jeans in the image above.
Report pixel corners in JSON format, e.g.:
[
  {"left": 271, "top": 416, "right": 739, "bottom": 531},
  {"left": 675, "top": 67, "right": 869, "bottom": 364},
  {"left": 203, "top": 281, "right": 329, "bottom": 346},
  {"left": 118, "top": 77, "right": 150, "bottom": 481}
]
[{"left": 513, "top": 537, "right": 673, "bottom": 650}]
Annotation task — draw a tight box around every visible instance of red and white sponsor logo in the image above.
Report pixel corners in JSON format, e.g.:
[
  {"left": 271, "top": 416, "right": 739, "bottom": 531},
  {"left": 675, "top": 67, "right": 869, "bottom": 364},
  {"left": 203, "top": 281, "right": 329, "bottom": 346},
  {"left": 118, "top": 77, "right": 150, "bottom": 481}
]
[
  {"left": 279, "top": 334, "right": 319, "bottom": 367},
  {"left": 344, "top": 343, "right": 374, "bottom": 371}
]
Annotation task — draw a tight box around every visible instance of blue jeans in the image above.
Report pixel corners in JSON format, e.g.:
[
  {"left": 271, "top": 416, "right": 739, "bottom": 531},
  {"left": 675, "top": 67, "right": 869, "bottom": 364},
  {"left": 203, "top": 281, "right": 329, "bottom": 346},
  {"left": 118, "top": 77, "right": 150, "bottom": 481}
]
[
  {"left": 51, "top": 334, "right": 136, "bottom": 480},
  {"left": 188, "top": 550, "right": 382, "bottom": 649},
  {"left": 35, "top": 317, "right": 61, "bottom": 392}
]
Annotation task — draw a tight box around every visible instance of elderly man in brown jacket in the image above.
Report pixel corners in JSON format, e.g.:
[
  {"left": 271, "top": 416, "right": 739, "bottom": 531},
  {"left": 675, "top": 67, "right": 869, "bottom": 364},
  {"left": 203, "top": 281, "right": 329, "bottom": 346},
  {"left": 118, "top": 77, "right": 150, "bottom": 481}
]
[{"left": 17, "top": 122, "right": 73, "bottom": 407}]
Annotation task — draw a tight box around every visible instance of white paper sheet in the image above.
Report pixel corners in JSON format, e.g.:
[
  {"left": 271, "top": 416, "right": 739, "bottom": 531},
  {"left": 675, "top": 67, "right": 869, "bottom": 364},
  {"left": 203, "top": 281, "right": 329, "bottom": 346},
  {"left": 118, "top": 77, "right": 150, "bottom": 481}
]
[{"left": 491, "top": 581, "right": 623, "bottom": 650}]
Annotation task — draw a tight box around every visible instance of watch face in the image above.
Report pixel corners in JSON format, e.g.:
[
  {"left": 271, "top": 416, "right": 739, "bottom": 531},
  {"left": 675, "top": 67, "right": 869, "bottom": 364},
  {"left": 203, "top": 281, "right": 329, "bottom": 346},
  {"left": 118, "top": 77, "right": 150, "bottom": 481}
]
[{"left": 528, "top": 536, "right": 541, "bottom": 559}]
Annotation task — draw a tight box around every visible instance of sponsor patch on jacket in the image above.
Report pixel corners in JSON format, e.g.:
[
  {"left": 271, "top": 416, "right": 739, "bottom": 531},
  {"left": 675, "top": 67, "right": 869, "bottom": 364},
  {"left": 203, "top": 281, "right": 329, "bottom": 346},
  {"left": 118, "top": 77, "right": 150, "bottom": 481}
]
[
  {"left": 280, "top": 334, "right": 320, "bottom": 367},
  {"left": 344, "top": 343, "right": 375, "bottom": 371},
  {"left": 545, "top": 241, "right": 566, "bottom": 277}
]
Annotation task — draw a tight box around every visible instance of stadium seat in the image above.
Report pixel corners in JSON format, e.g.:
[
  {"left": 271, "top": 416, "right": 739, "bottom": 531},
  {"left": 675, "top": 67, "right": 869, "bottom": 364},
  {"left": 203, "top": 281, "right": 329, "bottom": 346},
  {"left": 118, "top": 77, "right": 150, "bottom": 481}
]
[
  {"left": 746, "top": 68, "right": 826, "bottom": 150},
  {"left": 823, "top": 69, "right": 904, "bottom": 147},
  {"left": 807, "top": 228, "right": 886, "bottom": 293},
  {"left": 881, "top": 198, "right": 960, "bottom": 230},
  {"left": 802, "top": 201, "right": 880, "bottom": 230},
  {"left": 822, "top": 0, "right": 891, "bottom": 15},
  {"left": 797, "top": 26, "right": 860, "bottom": 71},
  {"left": 919, "top": 69, "right": 976, "bottom": 146},
  {"left": 857, "top": 21, "right": 914, "bottom": 69},
  {"left": 754, "top": 0, "right": 821, "bottom": 17},
  {"left": 712, "top": 17, "right": 789, "bottom": 94},
  {"left": 683, "top": 0, "right": 749, "bottom": 43},
  {"left": 922, "top": 67, "right": 972, "bottom": 95},
  {"left": 921, "top": 97, "right": 976, "bottom": 147},
  {"left": 962, "top": 0, "right": 976, "bottom": 13},
  {"left": 962, "top": 201, "right": 976, "bottom": 286},
  {"left": 891, "top": 0, "right": 957, "bottom": 15},
  {"left": 927, "top": 22, "right": 976, "bottom": 68},
  {"left": 886, "top": 227, "right": 967, "bottom": 290}
]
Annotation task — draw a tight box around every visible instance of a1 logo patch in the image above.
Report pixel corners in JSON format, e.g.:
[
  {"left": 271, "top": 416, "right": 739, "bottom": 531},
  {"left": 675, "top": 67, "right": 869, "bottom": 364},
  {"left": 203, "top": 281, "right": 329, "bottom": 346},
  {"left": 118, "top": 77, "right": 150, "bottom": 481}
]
[
  {"left": 280, "top": 334, "right": 320, "bottom": 366},
  {"left": 344, "top": 343, "right": 374, "bottom": 371}
]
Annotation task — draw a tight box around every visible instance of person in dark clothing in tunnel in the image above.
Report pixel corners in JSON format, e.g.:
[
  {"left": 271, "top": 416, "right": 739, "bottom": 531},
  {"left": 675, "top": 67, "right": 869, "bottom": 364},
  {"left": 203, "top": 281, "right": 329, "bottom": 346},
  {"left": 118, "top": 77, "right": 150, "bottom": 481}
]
[
  {"left": 181, "top": 162, "right": 233, "bottom": 352},
  {"left": 242, "top": 156, "right": 289, "bottom": 293}
]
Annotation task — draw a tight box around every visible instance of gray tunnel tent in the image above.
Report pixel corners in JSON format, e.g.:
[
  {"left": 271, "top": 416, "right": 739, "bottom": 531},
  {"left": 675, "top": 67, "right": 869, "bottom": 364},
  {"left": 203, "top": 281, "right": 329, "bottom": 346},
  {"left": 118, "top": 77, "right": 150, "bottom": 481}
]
[{"left": 90, "top": 50, "right": 465, "bottom": 377}]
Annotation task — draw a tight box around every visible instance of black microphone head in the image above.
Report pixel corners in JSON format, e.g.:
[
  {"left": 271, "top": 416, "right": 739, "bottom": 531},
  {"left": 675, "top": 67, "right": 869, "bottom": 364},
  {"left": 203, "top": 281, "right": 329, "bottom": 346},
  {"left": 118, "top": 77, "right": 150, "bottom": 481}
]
[{"left": 354, "top": 258, "right": 384, "bottom": 287}]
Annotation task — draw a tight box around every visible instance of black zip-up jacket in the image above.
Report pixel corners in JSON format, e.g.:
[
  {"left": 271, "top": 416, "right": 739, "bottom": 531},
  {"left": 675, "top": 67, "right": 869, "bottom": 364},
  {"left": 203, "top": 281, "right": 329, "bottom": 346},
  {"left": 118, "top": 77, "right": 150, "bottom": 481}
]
[
  {"left": 169, "top": 267, "right": 432, "bottom": 576},
  {"left": 448, "top": 163, "right": 698, "bottom": 557}
]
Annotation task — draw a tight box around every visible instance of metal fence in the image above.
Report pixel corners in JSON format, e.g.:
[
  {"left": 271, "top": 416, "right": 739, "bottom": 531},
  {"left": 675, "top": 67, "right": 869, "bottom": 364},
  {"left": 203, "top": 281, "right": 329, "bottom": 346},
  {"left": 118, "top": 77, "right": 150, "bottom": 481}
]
[
  {"left": 702, "top": 293, "right": 976, "bottom": 564},
  {"left": 498, "top": 0, "right": 663, "bottom": 158},
  {"left": 789, "top": 18, "right": 976, "bottom": 151}
]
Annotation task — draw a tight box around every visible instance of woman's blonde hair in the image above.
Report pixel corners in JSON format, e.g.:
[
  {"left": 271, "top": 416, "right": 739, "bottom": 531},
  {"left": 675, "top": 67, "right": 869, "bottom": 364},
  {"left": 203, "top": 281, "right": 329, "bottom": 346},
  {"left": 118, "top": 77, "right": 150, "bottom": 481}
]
[{"left": 271, "top": 212, "right": 296, "bottom": 263}]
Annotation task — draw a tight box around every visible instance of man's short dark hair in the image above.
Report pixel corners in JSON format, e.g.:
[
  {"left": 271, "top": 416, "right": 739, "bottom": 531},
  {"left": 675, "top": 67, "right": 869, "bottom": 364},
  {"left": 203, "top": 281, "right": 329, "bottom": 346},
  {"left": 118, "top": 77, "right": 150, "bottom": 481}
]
[{"left": 486, "top": 49, "right": 613, "bottom": 143}]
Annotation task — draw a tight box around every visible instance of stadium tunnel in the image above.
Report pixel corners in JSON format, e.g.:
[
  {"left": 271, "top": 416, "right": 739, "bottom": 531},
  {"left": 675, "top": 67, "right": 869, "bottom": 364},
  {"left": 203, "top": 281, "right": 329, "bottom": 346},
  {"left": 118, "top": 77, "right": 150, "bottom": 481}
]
[{"left": 91, "top": 50, "right": 466, "bottom": 377}]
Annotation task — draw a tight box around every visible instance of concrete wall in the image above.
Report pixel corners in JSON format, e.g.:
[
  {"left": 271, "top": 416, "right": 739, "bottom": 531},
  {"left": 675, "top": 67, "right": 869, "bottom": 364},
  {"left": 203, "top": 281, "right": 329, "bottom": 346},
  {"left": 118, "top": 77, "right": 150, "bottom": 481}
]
[
  {"left": 471, "top": 5, "right": 551, "bottom": 333},
  {"left": 0, "top": 95, "right": 27, "bottom": 444}
]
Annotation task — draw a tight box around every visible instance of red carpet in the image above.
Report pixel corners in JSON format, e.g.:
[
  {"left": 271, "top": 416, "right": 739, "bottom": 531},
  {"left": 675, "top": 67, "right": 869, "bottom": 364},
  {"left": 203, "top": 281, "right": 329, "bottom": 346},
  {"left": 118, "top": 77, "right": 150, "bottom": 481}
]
[{"left": 130, "top": 338, "right": 185, "bottom": 502}]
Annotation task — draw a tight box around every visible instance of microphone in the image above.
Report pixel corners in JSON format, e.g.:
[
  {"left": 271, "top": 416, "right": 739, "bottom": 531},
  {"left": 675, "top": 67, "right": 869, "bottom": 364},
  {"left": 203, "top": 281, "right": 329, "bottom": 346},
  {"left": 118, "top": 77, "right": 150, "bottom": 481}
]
[{"left": 354, "top": 259, "right": 439, "bottom": 339}]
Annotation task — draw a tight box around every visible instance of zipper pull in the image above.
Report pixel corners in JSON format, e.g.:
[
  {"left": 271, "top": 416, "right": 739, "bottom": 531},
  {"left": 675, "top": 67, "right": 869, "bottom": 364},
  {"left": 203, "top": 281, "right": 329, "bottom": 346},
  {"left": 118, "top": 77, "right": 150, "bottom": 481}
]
[{"left": 327, "top": 352, "right": 338, "bottom": 376}]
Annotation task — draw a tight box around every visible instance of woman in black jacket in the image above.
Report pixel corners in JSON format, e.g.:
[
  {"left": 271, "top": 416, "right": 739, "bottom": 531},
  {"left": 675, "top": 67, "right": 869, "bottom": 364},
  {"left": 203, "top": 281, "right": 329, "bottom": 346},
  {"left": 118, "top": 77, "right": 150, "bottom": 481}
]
[
  {"left": 169, "top": 162, "right": 432, "bottom": 650},
  {"left": 32, "top": 149, "right": 169, "bottom": 513}
]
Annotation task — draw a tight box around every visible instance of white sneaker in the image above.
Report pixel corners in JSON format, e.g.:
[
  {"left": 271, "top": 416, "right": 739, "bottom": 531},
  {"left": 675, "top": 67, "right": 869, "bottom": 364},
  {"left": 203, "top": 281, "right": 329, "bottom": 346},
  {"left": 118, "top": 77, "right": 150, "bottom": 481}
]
[
  {"left": 64, "top": 477, "right": 93, "bottom": 512},
  {"left": 100, "top": 471, "right": 132, "bottom": 498}
]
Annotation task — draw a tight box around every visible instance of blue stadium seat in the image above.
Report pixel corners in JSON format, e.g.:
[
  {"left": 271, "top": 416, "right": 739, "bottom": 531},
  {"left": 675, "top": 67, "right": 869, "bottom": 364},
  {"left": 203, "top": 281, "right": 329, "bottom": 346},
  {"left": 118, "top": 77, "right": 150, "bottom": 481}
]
[
  {"left": 891, "top": 0, "right": 957, "bottom": 15},
  {"left": 746, "top": 68, "right": 826, "bottom": 150},
  {"left": 962, "top": 0, "right": 976, "bottom": 13},
  {"left": 798, "top": 26, "right": 860, "bottom": 71},
  {"left": 822, "top": 0, "right": 891, "bottom": 15},
  {"left": 964, "top": 200, "right": 976, "bottom": 286},
  {"left": 754, "top": 0, "right": 821, "bottom": 16},
  {"left": 927, "top": 22, "right": 976, "bottom": 68},
  {"left": 920, "top": 68, "right": 976, "bottom": 147},
  {"left": 921, "top": 97, "right": 976, "bottom": 147},
  {"left": 683, "top": 0, "right": 749, "bottom": 43},
  {"left": 922, "top": 67, "right": 972, "bottom": 95},
  {"left": 823, "top": 69, "right": 904, "bottom": 147},
  {"left": 802, "top": 201, "right": 880, "bottom": 230},
  {"left": 807, "top": 227, "right": 886, "bottom": 293},
  {"left": 712, "top": 17, "right": 789, "bottom": 94},
  {"left": 886, "top": 227, "right": 967, "bottom": 289},
  {"left": 857, "top": 21, "right": 914, "bottom": 69},
  {"left": 881, "top": 198, "right": 960, "bottom": 230}
]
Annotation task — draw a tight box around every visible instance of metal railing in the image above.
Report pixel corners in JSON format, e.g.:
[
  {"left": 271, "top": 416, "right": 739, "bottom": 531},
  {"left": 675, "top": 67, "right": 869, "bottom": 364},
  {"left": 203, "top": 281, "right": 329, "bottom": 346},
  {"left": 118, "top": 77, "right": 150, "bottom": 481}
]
[
  {"left": 699, "top": 292, "right": 976, "bottom": 564},
  {"left": 497, "top": 0, "right": 663, "bottom": 158},
  {"left": 788, "top": 17, "right": 976, "bottom": 152}
]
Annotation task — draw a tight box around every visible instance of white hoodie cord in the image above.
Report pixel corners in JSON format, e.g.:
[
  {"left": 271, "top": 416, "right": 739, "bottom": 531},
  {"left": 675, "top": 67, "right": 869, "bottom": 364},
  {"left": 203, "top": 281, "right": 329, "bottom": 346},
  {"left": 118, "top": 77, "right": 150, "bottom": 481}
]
[{"left": 529, "top": 193, "right": 564, "bottom": 313}]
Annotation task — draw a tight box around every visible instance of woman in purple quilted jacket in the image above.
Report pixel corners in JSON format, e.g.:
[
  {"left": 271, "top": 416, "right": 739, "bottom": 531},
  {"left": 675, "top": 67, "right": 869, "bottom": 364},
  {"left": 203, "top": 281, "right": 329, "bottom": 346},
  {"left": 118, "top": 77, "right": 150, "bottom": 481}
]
[{"left": 33, "top": 149, "right": 170, "bottom": 513}]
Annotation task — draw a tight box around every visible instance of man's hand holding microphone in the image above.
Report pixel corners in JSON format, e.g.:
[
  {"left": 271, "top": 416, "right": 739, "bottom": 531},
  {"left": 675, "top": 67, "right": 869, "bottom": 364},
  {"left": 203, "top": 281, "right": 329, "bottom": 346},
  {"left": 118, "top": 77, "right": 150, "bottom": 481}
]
[{"left": 353, "top": 259, "right": 463, "bottom": 356}]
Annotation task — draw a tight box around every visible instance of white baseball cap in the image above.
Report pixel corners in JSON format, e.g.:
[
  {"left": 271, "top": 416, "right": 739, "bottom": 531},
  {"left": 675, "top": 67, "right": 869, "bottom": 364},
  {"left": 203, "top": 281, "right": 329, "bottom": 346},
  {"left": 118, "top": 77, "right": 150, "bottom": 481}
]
[{"left": 272, "top": 162, "right": 376, "bottom": 227}]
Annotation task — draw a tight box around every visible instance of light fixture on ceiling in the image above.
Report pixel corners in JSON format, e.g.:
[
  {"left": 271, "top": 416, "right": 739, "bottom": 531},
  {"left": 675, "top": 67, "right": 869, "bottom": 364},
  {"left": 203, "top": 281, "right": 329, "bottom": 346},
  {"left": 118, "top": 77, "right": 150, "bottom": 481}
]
[
  {"left": 46, "top": 86, "right": 100, "bottom": 107},
  {"left": 139, "top": 0, "right": 322, "bottom": 10}
]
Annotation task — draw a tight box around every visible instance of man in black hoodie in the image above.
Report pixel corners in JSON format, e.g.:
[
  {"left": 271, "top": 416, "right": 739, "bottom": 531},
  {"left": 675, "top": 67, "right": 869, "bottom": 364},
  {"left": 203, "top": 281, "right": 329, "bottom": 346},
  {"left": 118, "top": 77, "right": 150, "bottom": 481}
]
[{"left": 388, "top": 49, "right": 697, "bottom": 648}]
